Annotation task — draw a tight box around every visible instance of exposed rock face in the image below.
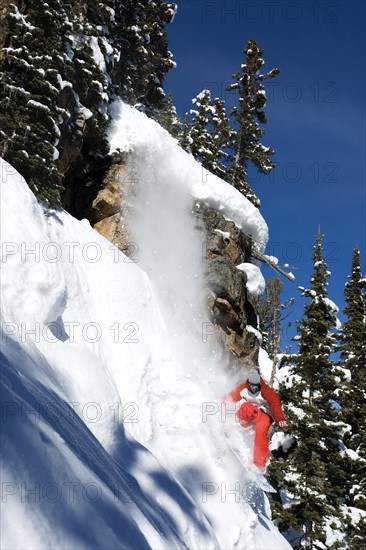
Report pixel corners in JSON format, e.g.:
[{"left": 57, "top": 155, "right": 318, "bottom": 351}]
[
  {"left": 93, "top": 214, "right": 128, "bottom": 250},
  {"left": 90, "top": 160, "right": 126, "bottom": 222},
  {"left": 90, "top": 157, "right": 261, "bottom": 369},
  {"left": 90, "top": 155, "right": 134, "bottom": 257},
  {"left": 192, "top": 202, "right": 260, "bottom": 369}
]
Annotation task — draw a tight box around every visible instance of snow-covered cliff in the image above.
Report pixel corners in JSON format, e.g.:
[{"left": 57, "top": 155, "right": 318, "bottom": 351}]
[{"left": 0, "top": 104, "right": 290, "bottom": 549}]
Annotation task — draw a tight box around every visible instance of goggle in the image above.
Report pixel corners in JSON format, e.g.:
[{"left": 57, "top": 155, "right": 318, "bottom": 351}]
[{"left": 249, "top": 383, "right": 261, "bottom": 391}]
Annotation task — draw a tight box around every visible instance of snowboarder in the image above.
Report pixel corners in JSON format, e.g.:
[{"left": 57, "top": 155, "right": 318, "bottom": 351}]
[{"left": 227, "top": 368, "right": 287, "bottom": 471}]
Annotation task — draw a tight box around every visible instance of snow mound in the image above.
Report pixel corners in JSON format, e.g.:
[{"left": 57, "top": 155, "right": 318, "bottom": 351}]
[{"left": 237, "top": 262, "right": 266, "bottom": 296}]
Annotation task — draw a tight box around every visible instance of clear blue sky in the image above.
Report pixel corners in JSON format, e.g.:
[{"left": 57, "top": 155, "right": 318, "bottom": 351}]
[{"left": 165, "top": 0, "right": 366, "bottom": 350}]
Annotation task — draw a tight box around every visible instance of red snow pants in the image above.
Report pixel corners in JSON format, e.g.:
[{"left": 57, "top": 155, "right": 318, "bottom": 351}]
[{"left": 236, "top": 402, "right": 272, "bottom": 469}]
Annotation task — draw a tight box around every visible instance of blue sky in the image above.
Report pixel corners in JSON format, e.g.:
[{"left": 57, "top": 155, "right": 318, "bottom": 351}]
[{"left": 165, "top": 0, "right": 366, "bottom": 350}]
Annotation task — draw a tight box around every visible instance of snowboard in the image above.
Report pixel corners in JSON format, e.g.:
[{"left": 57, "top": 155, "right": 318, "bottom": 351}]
[
  {"left": 226, "top": 443, "right": 275, "bottom": 519},
  {"left": 227, "top": 443, "right": 276, "bottom": 493}
]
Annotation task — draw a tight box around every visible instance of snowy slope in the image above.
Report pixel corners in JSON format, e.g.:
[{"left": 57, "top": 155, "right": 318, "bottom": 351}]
[{"left": 0, "top": 104, "right": 290, "bottom": 550}]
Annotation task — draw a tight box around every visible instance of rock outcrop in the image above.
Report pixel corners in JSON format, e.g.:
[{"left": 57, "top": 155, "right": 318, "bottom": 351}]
[
  {"left": 192, "top": 202, "right": 260, "bottom": 368},
  {"left": 90, "top": 156, "right": 261, "bottom": 368},
  {"left": 89, "top": 154, "right": 134, "bottom": 256}
]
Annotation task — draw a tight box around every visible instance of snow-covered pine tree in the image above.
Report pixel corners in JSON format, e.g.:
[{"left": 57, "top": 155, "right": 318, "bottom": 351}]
[
  {"left": 338, "top": 247, "right": 366, "bottom": 436},
  {"left": 256, "top": 277, "right": 294, "bottom": 366},
  {"left": 63, "top": 5, "right": 112, "bottom": 160},
  {"left": 346, "top": 514, "right": 366, "bottom": 550},
  {"left": 211, "top": 97, "right": 235, "bottom": 181},
  {"left": 0, "top": 2, "right": 71, "bottom": 204},
  {"left": 188, "top": 90, "right": 233, "bottom": 181},
  {"left": 0, "top": 1, "right": 113, "bottom": 206},
  {"left": 269, "top": 232, "right": 347, "bottom": 548},
  {"left": 1, "top": 1, "right": 177, "bottom": 207},
  {"left": 189, "top": 89, "right": 216, "bottom": 168},
  {"left": 110, "top": 0, "right": 176, "bottom": 114},
  {"left": 154, "top": 91, "right": 181, "bottom": 138},
  {"left": 226, "top": 39, "right": 280, "bottom": 208},
  {"left": 337, "top": 247, "right": 366, "bottom": 542},
  {"left": 143, "top": 1, "right": 176, "bottom": 111},
  {"left": 178, "top": 112, "right": 192, "bottom": 153}
]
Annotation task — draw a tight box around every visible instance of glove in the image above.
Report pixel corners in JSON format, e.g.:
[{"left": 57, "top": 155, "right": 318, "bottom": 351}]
[{"left": 278, "top": 420, "right": 287, "bottom": 428}]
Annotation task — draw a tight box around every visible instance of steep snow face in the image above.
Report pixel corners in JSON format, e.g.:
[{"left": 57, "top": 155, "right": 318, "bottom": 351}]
[
  {"left": 0, "top": 104, "right": 289, "bottom": 550},
  {"left": 0, "top": 158, "right": 218, "bottom": 550},
  {"left": 0, "top": 161, "right": 67, "bottom": 327}
]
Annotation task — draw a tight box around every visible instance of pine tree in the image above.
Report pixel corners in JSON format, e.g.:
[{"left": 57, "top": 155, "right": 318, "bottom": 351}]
[
  {"left": 226, "top": 39, "right": 280, "bottom": 207},
  {"left": 210, "top": 96, "right": 235, "bottom": 181},
  {"left": 0, "top": 2, "right": 71, "bottom": 204},
  {"left": 269, "top": 232, "right": 346, "bottom": 548},
  {"left": 187, "top": 90, "right": 234, "bottom": 181},
  {"left": 65, "top": 2, "right": 112, "bottom": 155},
  {"left": 154, "top": 92, "right": 181, "bottom": 138},
  {"left": 0, "top": 1, "right": 177, "bottom": 206},
  {"left": 110, "top": 0, "right": 177, "bottom": 114},
  {"left": 346, "top": 514, "right": 366, "bottom": 549},
  {"left": 0, "top": 1, "right": 113, "bottom": 205},
  {"left": 339, "top": 247, "right": 366, "bottom": 415},
  {"left": 178, "top": 113, "right": 192, "bottom": 153},
  {"left": 337, "top": 247, "right": 366, "bottom": 544},
  {"left": 189, "top": 90, "right": 216, "bottom": 168}
]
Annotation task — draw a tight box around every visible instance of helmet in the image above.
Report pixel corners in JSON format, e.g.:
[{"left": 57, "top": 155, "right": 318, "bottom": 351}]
[{"left": 248, "top": 368, "right": 260, "bottom": 385}]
